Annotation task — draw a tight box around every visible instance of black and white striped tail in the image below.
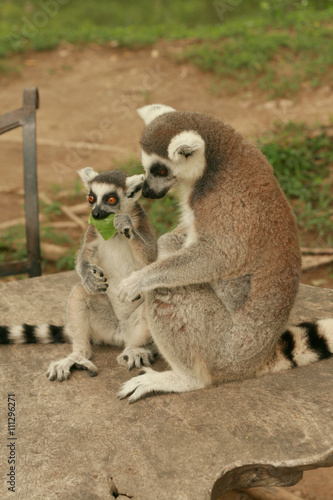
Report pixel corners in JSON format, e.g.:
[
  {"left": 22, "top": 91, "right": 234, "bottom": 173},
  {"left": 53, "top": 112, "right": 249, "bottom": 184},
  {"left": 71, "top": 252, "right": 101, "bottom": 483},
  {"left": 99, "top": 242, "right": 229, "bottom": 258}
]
[
  {"left": 0, "top": 324, "right": 68, "bottom": 344},
  {"left": 260, "top": 318, "right": 333, "bottom": 375}
]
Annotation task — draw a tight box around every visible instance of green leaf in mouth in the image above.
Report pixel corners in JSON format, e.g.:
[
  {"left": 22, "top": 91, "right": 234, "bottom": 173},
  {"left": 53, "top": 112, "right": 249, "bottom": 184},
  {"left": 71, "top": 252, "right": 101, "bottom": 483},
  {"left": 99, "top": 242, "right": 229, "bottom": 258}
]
[{"left": 89, "top": 213, "right": 116, "bottom": 241}]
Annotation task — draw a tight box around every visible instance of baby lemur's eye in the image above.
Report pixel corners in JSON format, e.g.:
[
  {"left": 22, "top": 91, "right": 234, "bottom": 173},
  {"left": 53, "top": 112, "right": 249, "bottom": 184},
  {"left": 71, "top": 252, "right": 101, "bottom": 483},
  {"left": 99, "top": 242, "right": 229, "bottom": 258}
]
[
  {"left": 107, "top": 196, "right": 118, "bottom": 205},
  {"left": 88, "top": 195, "right": 95, "bottom": 204}
]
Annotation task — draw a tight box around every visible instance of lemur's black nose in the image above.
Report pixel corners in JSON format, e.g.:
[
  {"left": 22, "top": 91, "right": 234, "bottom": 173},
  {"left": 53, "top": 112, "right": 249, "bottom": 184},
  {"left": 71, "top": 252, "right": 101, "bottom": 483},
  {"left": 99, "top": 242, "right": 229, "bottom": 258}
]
[
  {"left": 92, "top": 208, "right": 110, "bottom": 219},
  {"left": 92, "top": 212, "right": 103, "bottom": 219},
  {"left": 142, "top": 185, "right": 154, "bottom": 198},
  {"left": 142, "top": 182, "right": 166, "bottom": 199}
]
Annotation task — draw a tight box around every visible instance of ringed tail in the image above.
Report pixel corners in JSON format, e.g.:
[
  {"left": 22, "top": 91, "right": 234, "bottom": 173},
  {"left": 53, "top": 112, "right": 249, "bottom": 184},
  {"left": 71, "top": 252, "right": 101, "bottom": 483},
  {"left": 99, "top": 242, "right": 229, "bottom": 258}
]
[
  {"left": 0, "top": 324, "right": 68, "bottom": 344},
  {"left": 260, "top": 318, "right": 333, "bottom": 375}
]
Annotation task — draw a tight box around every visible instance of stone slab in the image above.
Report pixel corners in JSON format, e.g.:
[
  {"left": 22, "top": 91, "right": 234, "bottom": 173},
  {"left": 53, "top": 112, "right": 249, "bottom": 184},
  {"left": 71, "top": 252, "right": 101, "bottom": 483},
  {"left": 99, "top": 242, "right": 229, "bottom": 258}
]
[{"left": 0, "top": 272, "right": 332, "bottom": 499}]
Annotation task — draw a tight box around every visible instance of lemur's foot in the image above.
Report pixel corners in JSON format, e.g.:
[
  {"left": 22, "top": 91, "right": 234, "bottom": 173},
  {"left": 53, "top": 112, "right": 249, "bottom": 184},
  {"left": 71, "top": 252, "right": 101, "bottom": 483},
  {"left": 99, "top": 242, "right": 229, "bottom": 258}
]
[
  {"left": 118, "top": 368, "right": 204, "bottom": 403},
  {"left": 117, "top": 346, "right": 155, "bottom": 370},
  {"left": 46, "top": 354, "right": 98, "bottom": 382}
]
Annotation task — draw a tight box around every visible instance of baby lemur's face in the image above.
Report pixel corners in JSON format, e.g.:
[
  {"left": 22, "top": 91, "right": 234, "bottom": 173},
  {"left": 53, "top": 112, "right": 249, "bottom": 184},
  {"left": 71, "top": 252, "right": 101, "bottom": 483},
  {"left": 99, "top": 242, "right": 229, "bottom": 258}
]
[{"left": 78, "top": 168, "right": 144, "bottom": 220}]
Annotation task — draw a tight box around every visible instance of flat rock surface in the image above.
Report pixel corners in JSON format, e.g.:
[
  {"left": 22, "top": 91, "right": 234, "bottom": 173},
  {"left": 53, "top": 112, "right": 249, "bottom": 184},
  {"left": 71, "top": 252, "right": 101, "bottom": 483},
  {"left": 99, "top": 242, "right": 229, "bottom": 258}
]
[{"left": 0, "top": 272, "right": 332, "bottom": 500}]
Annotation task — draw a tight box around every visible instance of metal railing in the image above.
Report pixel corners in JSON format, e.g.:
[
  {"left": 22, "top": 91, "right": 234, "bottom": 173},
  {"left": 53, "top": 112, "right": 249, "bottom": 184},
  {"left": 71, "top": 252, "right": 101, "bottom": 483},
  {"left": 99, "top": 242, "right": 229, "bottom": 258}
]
[{"left": 0, "top": 87, "right": 41, "bottom": 278}]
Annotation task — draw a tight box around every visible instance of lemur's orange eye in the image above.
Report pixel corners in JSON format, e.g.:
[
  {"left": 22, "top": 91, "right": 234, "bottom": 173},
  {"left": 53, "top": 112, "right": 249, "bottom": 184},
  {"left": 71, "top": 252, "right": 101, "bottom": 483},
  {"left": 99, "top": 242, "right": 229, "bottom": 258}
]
[
  {"left": 151, "top": 163, "right": 168, "bottom": 177},
  {"left": 108, "top": 196, "right": 117, "bottom": 205},
  {"left": 88, "top": 195, "right": 95, "bottom": 204}
]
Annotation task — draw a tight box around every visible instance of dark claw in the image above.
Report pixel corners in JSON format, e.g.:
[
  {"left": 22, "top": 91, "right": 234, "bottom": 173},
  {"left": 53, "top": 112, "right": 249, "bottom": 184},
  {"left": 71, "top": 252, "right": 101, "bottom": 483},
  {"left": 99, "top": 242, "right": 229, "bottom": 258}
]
[
  {"left": 128, "top": 360, "right": 135, "bottom": 371},
  {"left": 74, "top": 363, "right": 86, "bottom": 370},
  {"left": 73, "top": 364, "right": 97, "bottom": 377}
]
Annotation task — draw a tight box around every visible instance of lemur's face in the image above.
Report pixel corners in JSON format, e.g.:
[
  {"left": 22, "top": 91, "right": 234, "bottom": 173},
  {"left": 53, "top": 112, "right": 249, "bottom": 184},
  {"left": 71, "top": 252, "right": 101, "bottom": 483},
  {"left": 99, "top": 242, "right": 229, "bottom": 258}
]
[
  {"left": 141, "top": 153, "right": 177, "bottom": 199},
  {"left": 138, "top": 105, "right": 206, "bottom": 199},
  {"left": 78, "top": 168, "right": 144, "bottom": 220}
]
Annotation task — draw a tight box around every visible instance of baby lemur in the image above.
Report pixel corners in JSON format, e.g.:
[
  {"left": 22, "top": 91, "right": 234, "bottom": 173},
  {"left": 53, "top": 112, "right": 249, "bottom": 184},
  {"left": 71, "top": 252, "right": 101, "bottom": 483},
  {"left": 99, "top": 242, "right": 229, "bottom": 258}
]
[
  {"left": 117, "top": 104, "right": 333, "bottom": 402},
  {"left": 0, "top": 168, "right": 157, "bottom": 381}
]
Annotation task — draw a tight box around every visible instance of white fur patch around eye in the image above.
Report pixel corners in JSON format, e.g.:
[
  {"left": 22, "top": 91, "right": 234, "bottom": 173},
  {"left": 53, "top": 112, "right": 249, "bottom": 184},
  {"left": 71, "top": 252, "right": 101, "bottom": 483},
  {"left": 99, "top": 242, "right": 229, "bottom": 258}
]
[
  {"left": 141, "top": 151, "right": 169, "bottom": 172},
  {"left": 90, "top": 182, "right": 118, "bottom": 204},
  {"left": 141, "top": 140, "right": 206, "bottom": 185},
  {"left": 137, "top": 104, "right": 176, "bottom": 125}
]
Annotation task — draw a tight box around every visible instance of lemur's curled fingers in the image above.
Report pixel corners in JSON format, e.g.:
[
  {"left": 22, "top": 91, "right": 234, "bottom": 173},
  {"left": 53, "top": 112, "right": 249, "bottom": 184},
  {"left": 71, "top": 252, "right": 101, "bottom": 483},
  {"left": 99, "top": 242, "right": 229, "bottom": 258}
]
[
  {"left": 117, "top": 271, "right": 143, "bottom": 303},
  {"left": 117, "top": 346, "right": 155, "bottom": 370},
  {"left": 82, "top": 264, "right": 108, "bottom": 294},
  {"left": 91, "top": 264, "right": 105, "bottom": 278},
  {"left": 46, "top": 355, "right": 98, "bottom": 382},
  {"left": 114, "top": 214, "right": 133, "bottom": 239}
]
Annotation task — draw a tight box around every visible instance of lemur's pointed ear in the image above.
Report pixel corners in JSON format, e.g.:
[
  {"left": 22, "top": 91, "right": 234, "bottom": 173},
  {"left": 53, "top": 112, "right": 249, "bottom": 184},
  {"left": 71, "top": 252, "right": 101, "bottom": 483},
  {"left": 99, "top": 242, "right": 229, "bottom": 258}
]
[
  {"left": 126, "top": 174, "right": 145, "bottom": 199},
  {"left": 77, "top": 167, "right": 98, "bottom": 189},
  {"left": 137, "top": 104, "right": 176, "bottom": 125},
  {"left": 167, "top": 131, "right": 205, "bottom": 161}
]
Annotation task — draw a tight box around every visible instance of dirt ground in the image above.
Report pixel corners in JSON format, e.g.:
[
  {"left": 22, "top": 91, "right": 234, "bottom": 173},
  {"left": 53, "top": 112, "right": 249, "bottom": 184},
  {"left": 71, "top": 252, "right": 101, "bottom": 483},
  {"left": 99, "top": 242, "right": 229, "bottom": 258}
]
[
  {"left": 0, "top": 43, "right": 333, "bottom": 499},
  {"left": 1, "top": 42, "right": 333, "bottom": 286}
]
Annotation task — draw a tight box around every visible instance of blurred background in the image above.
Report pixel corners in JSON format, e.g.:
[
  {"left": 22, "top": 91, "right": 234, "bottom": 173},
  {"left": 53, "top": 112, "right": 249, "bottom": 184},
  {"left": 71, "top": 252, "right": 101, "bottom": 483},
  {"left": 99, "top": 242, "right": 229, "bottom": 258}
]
[
  {"left": 0, "top": 2, "right": 333, "bottom": 498},
  {"left": 0, "top": 0, "right": 333, "bottom": 290}
]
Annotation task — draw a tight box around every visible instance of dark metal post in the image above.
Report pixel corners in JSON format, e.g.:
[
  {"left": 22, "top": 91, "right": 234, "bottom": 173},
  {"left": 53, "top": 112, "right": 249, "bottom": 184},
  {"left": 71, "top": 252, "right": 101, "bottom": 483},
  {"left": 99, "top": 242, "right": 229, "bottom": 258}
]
[{"left": 22, "top": 88, "right": 41, "bottom": 277}]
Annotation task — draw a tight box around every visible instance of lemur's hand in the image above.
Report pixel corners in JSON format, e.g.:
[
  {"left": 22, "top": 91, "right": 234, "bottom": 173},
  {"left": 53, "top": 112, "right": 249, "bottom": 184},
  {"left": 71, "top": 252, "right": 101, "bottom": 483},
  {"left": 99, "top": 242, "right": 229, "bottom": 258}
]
[
  {"left": 118, "top": 270, "right": 143, "bottom": 303},
  {"left": 82, "top": 264, "right": 108, "bottom": 294},
  {"left": 114, "top": 214, "right": 133, "bottom": 239}
]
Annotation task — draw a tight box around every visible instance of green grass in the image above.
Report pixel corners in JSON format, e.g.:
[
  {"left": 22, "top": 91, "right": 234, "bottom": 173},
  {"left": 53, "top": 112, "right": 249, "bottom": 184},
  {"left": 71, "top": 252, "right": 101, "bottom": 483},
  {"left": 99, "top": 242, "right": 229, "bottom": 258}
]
[
  {"left": 0, "top": 224, "right": 27, "bottom": 264},
  {"left": 55, "top": 252, "right": 76, "bottom": 271},
  {"left": 0, "top": 224, "right": 75, "bottom": 268},
  {"left": 1, "top": 2, "right": 333, "bottom": 96},
  {"left": 179, "top": 13, "right": 333, "bottom": 97},
  {"left": 260, "top": 122, "right": 333, "bottom": 245},
  {"left": 40, "top": 199, "right": 62, "bottom": 216},
  {"left": 1, "top": 121, "right": 332, "bottom": 276}
]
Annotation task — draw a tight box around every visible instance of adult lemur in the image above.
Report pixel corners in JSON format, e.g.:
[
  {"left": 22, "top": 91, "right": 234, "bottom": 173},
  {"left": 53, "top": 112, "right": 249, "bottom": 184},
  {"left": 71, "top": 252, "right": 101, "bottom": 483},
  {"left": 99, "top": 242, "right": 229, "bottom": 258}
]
[
  {"left": 117, "top": 104, "right": 333, "bottom": 402},
  {"left": 0, "top": 168, "right": 157, "bottom": 381}
]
